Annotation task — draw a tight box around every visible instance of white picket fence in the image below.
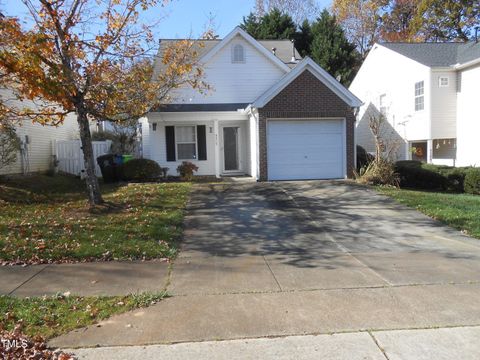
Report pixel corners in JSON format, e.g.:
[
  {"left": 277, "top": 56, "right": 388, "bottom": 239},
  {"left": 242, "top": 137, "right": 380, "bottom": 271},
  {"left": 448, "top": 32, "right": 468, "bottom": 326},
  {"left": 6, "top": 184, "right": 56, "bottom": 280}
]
[{"left": 54, "top": 140, "right": 112, "bottom": 178}]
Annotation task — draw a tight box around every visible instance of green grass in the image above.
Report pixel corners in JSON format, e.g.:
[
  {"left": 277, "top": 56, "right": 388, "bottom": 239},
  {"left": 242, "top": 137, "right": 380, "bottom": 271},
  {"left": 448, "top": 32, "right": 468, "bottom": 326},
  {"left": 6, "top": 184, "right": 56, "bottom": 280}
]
[
  {"left": 0, "top": 175, "right": 191, "bottom": 264},
  {"left": 0, "top": 292, "right": 166, "bottom": 339},
  {"left": 377, "top": 187, "right": 480, "bottom": 239}
]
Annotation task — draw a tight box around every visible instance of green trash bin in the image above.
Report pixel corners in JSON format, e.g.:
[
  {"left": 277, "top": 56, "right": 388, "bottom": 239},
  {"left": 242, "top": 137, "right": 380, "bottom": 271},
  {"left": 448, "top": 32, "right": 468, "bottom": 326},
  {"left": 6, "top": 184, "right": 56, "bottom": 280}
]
[{"left": 122, "top": 155, "right": 134, "bottom": 163}]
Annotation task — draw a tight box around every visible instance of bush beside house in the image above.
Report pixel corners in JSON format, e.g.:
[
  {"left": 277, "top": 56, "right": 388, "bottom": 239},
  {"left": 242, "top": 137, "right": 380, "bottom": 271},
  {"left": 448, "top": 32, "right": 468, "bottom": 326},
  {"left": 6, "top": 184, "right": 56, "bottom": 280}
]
[
  {"left": 356, "top": 145, "right": 374, "bottom": 171},
  {"left": 121, "top": 159, "right": 162, "bottom": 182},
  {"left": 464, "top": 168, "right": 480, "bottom": 195},
  {"left": 177, "top": 161, "right": 199, "bottom": 181},
  {"left": 395, "top": 161, "right": 474, "bottom": 193}
]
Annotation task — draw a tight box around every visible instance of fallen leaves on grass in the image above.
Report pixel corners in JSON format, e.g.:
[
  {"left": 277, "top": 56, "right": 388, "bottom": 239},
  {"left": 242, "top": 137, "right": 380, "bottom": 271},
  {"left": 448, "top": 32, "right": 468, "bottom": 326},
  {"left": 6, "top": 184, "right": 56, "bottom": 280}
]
[
  {"left": 1, "top": 177, "right": 191, "bottom": 265},
  {"left": 0, "top": 328, "right": 75, "bottom": 360},
  {"left": 1, "top": 292, "right": 167, "bottom": 340}
]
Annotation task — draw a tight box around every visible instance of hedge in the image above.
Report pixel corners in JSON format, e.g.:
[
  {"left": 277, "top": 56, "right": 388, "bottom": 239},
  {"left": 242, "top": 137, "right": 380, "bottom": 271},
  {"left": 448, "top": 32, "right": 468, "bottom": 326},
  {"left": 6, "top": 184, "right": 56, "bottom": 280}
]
[
  {"left": 395, "top": 161, "right": 471, "bottom": 192},
  {"left": 464, "top": 168, "right": 480, "bottom": 195}
]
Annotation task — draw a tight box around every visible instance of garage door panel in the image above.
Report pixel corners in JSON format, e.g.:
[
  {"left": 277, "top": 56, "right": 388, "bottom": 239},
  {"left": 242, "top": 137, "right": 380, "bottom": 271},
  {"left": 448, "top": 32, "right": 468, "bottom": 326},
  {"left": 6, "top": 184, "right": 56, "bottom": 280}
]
[
  {"left": 267, "top": 120, "right": 345, "bottom": 181},
  {"left": 268, "top": 120, "right": 343, "bottom": 135}
]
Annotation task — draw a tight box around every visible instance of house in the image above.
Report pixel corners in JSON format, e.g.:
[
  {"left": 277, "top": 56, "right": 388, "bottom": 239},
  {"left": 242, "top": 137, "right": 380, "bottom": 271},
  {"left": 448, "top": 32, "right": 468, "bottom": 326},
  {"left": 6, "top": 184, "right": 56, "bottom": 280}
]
[
  {"left": 0, "top": 88, "right": 79, "bottom": 176},
  {"left": 350, "top": 41, "right": 480, "bottom": 167},
  {"left": 140, "top": 27, "right": 362, "bottom": 181}
]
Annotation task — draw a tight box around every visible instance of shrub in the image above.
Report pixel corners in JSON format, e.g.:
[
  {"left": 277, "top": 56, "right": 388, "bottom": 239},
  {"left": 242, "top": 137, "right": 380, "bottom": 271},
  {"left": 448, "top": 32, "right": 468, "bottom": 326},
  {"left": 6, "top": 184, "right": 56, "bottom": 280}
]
[
  {"left": 464, "top": 168, "right": 480, "bottom": 195},
  {"left": 121, "top": 158, "right": 161, "bottom": 182},
  {"left": 394, "top": 161, "right": 470, "bottom": 192},
  {"left": 356, "top": 145, "right": 374, "bottom": 171},
  {"left": 356, "top": 159, "right": 399, "bottom": 187},
  {"left": 439, "top": 167, "right": 470, "bottom": 193},
  {"left": 395, "top": 161, "right": 447, "bottom": 190},
  {"left": 177, "top": 161, "right": 198, "bottom": 181}
]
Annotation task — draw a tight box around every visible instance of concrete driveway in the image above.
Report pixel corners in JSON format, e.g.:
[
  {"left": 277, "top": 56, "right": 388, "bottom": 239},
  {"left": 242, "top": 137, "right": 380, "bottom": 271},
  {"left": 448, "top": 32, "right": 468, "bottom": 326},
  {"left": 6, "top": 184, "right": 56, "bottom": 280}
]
[{"left": 53, "top": 181, "right": 480, "bottom": 351}]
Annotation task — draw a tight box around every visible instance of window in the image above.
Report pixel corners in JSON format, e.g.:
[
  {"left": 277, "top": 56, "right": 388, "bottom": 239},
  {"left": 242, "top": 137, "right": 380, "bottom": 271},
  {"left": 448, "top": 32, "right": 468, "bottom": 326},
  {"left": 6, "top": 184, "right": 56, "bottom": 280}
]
[
  {"left": 439, "top": 77, "right": 449, "bottom": 87},
  {"left": 232, "top": 44, "right": 245, "bottom": 63},
  {"left": 379, "top": 94, "right": 387, "bottom": 116},
  {"left": 414, "top": 81, "right": 424, "bottom": 111},
  {"left": 176, "top": 126, "right": 196, "bottom": 160}
]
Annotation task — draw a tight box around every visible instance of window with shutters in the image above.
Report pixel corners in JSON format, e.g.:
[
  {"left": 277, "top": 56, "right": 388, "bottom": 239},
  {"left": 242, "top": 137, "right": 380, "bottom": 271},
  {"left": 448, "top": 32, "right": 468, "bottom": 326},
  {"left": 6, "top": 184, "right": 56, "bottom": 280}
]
[{"left": 176, "top": 126, "right": 197, "bottom": 160}]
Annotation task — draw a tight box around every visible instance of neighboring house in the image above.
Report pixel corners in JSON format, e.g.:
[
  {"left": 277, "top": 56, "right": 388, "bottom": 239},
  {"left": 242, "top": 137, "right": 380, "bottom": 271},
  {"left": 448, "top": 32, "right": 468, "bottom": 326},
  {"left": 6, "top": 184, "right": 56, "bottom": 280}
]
[
  {"left": 141, "top": 27, "right": 362, "bottom": 180},
  {"left": 0, "top": 89, "right": 79, "bottom": 176},
  {"left": 350, "top": 42, "right": 480, "bottom": 167}
]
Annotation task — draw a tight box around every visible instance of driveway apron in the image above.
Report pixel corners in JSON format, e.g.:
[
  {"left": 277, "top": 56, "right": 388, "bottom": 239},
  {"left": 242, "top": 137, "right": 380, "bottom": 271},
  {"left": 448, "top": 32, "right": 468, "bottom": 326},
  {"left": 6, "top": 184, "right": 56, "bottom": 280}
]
[{"left": 50, "top": 181, "right": 480, "bottom": 348}]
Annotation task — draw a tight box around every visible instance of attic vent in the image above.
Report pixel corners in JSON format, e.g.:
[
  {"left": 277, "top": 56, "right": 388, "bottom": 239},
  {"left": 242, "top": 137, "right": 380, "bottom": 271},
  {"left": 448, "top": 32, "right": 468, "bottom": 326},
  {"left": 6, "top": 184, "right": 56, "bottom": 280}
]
[{"left": 232, "top": 44, "right": 245, "bottom": 63}]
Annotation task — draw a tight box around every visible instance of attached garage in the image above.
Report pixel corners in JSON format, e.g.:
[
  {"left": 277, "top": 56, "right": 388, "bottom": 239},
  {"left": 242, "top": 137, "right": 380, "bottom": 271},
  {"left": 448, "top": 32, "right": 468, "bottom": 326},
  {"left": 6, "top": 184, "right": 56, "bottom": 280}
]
[
  {"left": 253, "top": 58, "right": 362, "bottom": 181},
  {"left": 267, "top": 119, "right": 345, "bottom": 180}
]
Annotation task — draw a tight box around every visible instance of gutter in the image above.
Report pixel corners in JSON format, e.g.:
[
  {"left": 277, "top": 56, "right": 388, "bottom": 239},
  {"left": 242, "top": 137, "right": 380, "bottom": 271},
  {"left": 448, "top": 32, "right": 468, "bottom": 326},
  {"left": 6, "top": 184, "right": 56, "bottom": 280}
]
[{"left": 454, "top": 57, "right": 480, "bottom": 70}]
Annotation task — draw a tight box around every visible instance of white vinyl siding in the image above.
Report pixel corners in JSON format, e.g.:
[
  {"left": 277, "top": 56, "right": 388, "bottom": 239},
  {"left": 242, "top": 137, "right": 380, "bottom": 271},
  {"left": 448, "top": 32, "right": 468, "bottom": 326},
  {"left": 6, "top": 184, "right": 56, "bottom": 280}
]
[
  {"left": 143, "top": 112, "right": 250, "bottom": 177},
  {"left": 172, "top": 35, "right": 286, "bottom": 104},
  {"left": 0, "top": 88, "right": 80, "bottom": 175},
  {"left": 414, "top": 81, "right": 424, "bottom": 111},
  {"left": 456, "top": 65, "right": 480, "bottom": 166},
  {"left": 430, "top": 71, "right": 457, "bottom": 139}
]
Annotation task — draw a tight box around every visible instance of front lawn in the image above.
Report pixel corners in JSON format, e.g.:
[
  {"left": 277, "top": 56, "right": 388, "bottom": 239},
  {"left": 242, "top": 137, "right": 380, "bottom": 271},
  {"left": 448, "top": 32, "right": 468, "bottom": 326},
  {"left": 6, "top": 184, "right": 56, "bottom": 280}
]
[
  {"left": 0, "top": 175, "right": 191, "bottom": 264},
  {"left": 0, "top": 292, "right": 166, "bottom": 339},
  {"left": 377, "top": 187, "right": 480, "bottom": 239}
]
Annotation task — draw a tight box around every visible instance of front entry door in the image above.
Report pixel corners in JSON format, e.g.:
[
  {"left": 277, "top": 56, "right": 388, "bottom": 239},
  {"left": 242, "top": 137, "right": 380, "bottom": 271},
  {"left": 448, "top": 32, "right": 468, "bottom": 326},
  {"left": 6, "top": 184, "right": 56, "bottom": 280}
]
[{"left": 223, "top": 127, "right": 239, "bottom": 171}]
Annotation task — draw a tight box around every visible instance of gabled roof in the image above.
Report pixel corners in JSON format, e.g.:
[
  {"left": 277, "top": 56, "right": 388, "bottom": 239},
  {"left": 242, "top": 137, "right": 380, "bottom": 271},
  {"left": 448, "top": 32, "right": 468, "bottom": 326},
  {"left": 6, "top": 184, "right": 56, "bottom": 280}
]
[
  {"left": 253, "top": 57, "right": 363, "bottom": 108},
  {"left": 199, "top": 27, "right": 292, "bottom": 72},
  {"left": 380, "top": 42, "right": 480, "bottom": 68},
  {"left": 155, "top": 27, "right": 301, "bottom": 73}
]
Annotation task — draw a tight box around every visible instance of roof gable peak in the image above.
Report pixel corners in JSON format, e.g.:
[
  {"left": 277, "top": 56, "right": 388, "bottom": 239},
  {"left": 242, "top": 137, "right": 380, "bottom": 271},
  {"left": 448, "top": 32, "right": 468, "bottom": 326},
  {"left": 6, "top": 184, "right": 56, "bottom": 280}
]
[{"left": 199, "top": 27, "right": 291, "bottom": 72}]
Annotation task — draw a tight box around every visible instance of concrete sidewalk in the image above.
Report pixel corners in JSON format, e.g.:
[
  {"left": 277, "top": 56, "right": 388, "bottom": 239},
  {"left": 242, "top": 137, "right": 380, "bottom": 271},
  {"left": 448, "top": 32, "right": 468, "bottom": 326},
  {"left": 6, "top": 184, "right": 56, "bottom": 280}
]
[
  {"left": 48, "top": 182, "right": 480, "bottom": 349},
  {"left": 68, "top": 326, "right": 480, "bottom": 360},
  {"left": 0, "top": 260, "right": 169, "bottom": 297}
]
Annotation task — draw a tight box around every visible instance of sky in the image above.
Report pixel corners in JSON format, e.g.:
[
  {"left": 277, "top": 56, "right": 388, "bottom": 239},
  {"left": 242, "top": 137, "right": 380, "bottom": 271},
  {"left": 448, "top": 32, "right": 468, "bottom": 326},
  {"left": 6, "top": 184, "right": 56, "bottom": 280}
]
[{"left": 1, "top": 0, "right": 332, "bottom": 39}]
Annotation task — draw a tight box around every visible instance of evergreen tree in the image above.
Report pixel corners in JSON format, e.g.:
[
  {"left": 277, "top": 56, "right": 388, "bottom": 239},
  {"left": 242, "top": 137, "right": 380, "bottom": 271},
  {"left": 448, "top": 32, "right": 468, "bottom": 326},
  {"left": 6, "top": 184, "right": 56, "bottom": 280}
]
[
  {"left": 240, "top": 13, "right": 262, "bottom": 39},
  {"left": 309, "top": 10, "right": 360, "bottom": 86},
  {"left": 295, "top": 19, "right": 313, "bottom": 57},
  {"left": 241, "top": 8, "right": 296, "bottom": 40}
]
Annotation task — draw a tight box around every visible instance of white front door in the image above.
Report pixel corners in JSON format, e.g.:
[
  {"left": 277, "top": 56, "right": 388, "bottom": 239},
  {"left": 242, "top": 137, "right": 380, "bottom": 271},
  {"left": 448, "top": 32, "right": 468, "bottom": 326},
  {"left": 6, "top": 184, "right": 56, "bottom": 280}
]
[
  {"left": 267, "top": 119, "right": 345, "bottom": 180},
  {"left": 223, "top": 127, "right": 240, "bottom": 172}
]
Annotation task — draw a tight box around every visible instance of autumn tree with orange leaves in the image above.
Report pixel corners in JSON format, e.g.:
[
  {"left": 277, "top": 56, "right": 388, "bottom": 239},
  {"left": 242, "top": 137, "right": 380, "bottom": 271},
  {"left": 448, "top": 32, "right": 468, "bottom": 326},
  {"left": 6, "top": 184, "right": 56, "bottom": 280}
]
[{"left": 0, "top": 0, "right": 207, "bottom": 206}]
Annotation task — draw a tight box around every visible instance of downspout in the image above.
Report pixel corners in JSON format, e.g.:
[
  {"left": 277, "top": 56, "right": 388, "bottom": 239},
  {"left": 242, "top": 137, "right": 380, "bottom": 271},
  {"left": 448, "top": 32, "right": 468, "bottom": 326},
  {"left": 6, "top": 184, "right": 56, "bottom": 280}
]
[
  {"left": 428, "top": 70, "right": 433, "bottom": 164},
  {"left": 353, "top": 107, "right": 360, "bottom": 173}
]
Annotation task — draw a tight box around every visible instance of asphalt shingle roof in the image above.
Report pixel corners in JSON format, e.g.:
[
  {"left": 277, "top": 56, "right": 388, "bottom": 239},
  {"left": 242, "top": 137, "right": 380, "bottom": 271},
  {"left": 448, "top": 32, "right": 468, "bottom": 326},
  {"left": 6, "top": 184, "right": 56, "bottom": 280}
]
[{"left": 381, "top": 41, "right": 480, "bottom": 67}]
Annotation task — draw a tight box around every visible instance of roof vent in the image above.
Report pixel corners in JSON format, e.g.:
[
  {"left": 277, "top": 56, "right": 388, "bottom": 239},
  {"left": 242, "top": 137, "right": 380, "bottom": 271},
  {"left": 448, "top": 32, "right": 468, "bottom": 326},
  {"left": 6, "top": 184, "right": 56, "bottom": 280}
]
[
  {"left": 291, "top": 39, "right": 297, "bottom": 62},
  {"left": 272, "top": 47, "right": 277, "bottom": 56}
]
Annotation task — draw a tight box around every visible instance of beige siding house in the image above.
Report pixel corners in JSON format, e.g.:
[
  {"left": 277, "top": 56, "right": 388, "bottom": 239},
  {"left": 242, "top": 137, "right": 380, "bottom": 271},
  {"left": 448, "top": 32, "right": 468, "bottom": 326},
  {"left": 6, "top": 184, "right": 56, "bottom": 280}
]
[{"left": 0, "top": 88, "right": 79, "bottom": 175}]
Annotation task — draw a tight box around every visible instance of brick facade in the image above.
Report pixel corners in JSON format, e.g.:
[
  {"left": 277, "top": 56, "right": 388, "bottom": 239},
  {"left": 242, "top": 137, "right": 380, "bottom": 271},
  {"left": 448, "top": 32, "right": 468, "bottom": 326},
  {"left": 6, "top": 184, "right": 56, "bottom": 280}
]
[{"left": 258, "top": 69, "right": 356, "bottom": 181}]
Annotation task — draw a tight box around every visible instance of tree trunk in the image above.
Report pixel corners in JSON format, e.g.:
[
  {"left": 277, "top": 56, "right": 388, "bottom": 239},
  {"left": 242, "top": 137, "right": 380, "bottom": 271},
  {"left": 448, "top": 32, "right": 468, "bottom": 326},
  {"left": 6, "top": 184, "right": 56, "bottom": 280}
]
[{"left": 77, "top": 109, "right": 104, "bottom": 206}]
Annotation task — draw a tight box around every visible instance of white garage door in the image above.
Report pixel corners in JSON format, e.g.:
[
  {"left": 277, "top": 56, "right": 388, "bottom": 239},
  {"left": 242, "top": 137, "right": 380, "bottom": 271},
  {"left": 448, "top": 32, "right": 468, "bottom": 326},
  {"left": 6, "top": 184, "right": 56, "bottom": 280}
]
[{"left": 267, "top": 119, "right": 345, "bottom": 181}]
